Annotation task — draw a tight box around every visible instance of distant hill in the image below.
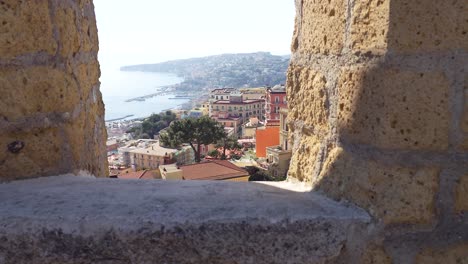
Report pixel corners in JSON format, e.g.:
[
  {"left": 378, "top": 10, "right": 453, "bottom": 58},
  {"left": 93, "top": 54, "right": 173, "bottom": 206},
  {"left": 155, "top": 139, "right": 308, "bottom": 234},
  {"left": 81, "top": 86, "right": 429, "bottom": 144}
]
[{"left": 121, "top": 52, "right": 290, "bottom": 90}]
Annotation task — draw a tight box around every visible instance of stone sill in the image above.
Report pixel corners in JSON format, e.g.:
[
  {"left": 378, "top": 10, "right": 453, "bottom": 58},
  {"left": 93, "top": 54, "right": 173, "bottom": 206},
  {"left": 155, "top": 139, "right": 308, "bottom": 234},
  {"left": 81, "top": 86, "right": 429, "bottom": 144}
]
[{"left": 0, "top": 175, "right": 370, "bottom": 263}]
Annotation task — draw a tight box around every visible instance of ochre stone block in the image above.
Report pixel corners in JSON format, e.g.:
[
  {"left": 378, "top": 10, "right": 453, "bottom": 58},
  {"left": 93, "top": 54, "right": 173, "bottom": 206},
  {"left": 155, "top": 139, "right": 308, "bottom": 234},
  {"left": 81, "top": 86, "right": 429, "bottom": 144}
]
[
  {"left": 455, "top": 174, "right": 468, "bottom": 212},
  {"left": 387, "top": 0, "right": 468, "bottom": 53},
  {"left": 0, "top": 66, "right": 80, "bottom": 121},
  {"left": 337, "top": 67, "right": 450, "bottom": 151},
  {"left": 75, "top": 61, "right": 101, "bottom": 99},
  {"left": 415, "top": 244, "right": 468, "bottom": 264},
  {"left": 80, "top": 17, "right": 99, "bottom": 53},
  {"left": 0, "top": 0, "right": 57, "bottom": 58},
  {"left": 287, "top": 134, "right": 322, "bottom": 182},
  {"left": 0, "top": 128, "right": 66, "bottom": 181},
  {"left": 350, "top": 0, "right": 390, "bottom": 54},
  {"left": 287, "top": 66, "right": 328, "bottom": 128},
  {"left": 361, "top": 245, "right": 392, "bottom": 264},
  {"left": 298, "top": 0, "right": 346, "bottom": 54},
  {"left": 56, "top": 7, "right": 80, "bottom": 57},
  {"left": 461, "top": 74, "right": 468, "bottom": 133},
  {"left": 63, "top": 99, "right": 107, "bottom": 177},
  {"left": 315, "top": 147, "right": 439, "bottom": 225}
]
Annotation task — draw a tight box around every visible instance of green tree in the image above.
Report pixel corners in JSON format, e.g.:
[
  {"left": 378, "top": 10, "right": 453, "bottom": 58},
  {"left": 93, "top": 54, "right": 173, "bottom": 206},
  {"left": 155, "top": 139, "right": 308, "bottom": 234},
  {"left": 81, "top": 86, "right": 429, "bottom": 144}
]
[
  {"left": 216, "top": 135, "right": 242, "bottom": 160},
  {"left": 132, "top": 112, "right": 177, "bottom": 139},
  {"left": 160, "top": 116, "right": 225, "bottom": 162},
  {"left": 207, "top": 149, "right": 220, "bottom": 158},
  {"left": 246, "top": 166, "right": 272, "bottom": 181}
]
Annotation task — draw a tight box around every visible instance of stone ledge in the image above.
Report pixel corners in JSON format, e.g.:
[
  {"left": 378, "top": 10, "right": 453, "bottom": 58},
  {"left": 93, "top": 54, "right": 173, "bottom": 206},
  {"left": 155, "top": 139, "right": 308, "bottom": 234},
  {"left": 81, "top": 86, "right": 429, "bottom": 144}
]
[{"left": 0, "top": 175, "right": 370, "bottom": 263}]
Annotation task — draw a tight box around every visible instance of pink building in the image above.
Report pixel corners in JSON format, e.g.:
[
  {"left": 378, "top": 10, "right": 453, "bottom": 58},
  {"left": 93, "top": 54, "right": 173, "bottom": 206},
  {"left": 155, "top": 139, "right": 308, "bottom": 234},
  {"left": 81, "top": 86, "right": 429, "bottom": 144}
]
[{"left": 265, "top": 85, "right": 287, "bottom": 126}]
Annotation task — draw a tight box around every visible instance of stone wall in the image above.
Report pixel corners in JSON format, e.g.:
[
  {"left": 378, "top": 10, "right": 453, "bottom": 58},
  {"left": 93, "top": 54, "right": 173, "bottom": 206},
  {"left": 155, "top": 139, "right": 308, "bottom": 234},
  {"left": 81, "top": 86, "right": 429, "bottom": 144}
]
[
  {"left": 0, "top": 0, "right": 107, "bottom": 180},
  {"left": 287, "top": 0, "right": 468, "bottom": 261}
]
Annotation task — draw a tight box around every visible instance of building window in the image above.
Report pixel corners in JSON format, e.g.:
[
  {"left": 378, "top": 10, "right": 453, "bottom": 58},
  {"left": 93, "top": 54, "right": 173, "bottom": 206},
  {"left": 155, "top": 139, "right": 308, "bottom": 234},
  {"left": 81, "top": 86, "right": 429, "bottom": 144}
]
[
  {"left": 275, "top": 97, "right": 279, "bottom": 103},
  {"left": 222, "top": 106, "right": 224, "bottom": 110},
  {"left": 216, "top": 96, "right": 218, "bottom": 100},
  {"left": 221, "top": 96, "right": 224, "bottom": 100}
]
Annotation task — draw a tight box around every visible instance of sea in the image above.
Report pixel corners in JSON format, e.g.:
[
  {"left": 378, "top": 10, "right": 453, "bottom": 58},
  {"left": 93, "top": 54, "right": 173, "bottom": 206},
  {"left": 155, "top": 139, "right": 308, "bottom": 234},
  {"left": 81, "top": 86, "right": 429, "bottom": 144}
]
[{"left": 99, "top": 66, "right": 187, "bottom": 121}]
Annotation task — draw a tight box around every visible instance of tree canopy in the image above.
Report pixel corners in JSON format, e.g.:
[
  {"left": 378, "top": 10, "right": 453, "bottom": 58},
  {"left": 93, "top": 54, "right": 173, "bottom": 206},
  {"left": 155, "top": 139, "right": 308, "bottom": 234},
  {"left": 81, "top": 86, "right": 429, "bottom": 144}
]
[
  {"left": 127, "top": 111, "right": 176, "bottom": 139},
  {"left": 215, "top": 135, "right": 242, "bottom": 160},
  {"left": 159, "top": 116, "right": 225, "bottom": 162}
]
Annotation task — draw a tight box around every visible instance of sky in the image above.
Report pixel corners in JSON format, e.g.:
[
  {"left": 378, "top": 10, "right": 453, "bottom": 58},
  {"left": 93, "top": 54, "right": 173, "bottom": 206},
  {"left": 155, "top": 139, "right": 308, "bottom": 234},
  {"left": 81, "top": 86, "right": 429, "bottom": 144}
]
[{"left": 93, "top": 0, "right": 296, "bottom": 69}]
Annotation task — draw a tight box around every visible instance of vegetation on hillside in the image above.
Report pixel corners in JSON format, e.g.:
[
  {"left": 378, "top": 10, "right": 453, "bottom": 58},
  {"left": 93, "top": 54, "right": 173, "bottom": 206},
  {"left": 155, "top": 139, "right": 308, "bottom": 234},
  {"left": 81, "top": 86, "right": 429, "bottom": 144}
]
[{"left": 121, "top": 52, "right": 290, "bottom": 90}]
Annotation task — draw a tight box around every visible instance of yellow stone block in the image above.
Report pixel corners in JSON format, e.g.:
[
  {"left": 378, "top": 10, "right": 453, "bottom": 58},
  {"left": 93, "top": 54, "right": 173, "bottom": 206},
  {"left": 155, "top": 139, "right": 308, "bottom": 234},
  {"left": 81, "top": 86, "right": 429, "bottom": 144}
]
[
  {"left": 337, "top": 67, "right": 450, "bottom": 151},
  {"left": 351, "top": 0, "right": 390, "bottom": 54},
  {"left": 315, "top": 147, "right": 439, "bottom": 225},
  {"left": 0, "top": 128, "right": 66, "bottom": 181},
  {"left": 0, "top": 66, "right": 80, "bottom": 121},
  {"left": 386, "top": 0, "right": 468, "bottom": 53},
  {"left": 298, "top": 0, "right": 346, "bottom": 54},
  {"left": 56, "top": 7, "right": 80, "bottom": 57},
  {"left": 361, "top": 245, "right": 392, "bottom": 264},
  {"left": 0, "top": 0, "right": 57, "bottom": 58},
  {"left": 455, "top": 174, "right": 468, "bottom": 212},
  {"left": 287, "top": 66, "right": 328, "bottom": 127},
  {"left": 416, "top": 244, "right": 468, "bottom": 264}
]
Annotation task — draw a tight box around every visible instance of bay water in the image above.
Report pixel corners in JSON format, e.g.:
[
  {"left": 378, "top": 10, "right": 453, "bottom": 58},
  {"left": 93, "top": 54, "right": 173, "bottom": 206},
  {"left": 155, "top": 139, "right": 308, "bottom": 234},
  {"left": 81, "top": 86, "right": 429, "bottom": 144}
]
[{"left": 99, "top": 67, "right": 186, "bottom": 121}]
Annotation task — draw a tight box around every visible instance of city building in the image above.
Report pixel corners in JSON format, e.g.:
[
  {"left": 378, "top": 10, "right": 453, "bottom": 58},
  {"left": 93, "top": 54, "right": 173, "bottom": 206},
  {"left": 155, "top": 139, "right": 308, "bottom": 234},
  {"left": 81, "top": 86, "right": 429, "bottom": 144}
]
[
  {"left": 242, "top": 117, "right": 264, "bottom": 138},
  {"left": 265, "top": 108, "right": 292, "bottom": 178},
  {"left": 265, "top": 85, "right": 287, "bottom": 126},
  {"left": 211, "top": 96, "right": 265, "bottom": 123},
  {"left": 106, "top": 138, "right": 119, "bottom": 153},
  {"left": 159, "top": 164, "right": 184, "bottom": 180},
  {"left": 239, "top": 87, "right": 266, "bottom": 101},
  {"left": 213, "top": 112, "right": 242, "bottom": 135},
  {"left": 119, "top": 140, "right": 193, "bottom": 171},
  {"left": 255, "top": 126, "right": 280, "bottom": 158}
]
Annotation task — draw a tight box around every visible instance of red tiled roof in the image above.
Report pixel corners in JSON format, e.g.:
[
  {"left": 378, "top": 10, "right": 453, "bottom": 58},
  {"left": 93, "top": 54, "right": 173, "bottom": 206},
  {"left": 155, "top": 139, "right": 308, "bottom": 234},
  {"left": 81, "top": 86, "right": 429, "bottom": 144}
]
[
  {"left": 180, "top": 160, "right": 248, "bottom": 181},
  {"left": 118, "top": 170, "right": 156, "bottom": 180},
  {"left": 212, "top": 99, "right": 264, "bottom": 104}
]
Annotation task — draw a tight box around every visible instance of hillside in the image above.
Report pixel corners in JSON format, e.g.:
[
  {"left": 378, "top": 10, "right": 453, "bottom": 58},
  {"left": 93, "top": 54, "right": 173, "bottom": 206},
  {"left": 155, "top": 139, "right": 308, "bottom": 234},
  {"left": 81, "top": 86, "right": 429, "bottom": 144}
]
[{"left": 121, "top": 52, "right": 290, "bottom": 90}]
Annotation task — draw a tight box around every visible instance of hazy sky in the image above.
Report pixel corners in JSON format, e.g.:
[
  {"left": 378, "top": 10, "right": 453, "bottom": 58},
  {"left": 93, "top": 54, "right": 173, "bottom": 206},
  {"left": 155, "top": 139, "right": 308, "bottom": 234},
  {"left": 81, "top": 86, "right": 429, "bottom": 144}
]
[{"left": 94, "top": 0, "right": 296, "bottom": 68}]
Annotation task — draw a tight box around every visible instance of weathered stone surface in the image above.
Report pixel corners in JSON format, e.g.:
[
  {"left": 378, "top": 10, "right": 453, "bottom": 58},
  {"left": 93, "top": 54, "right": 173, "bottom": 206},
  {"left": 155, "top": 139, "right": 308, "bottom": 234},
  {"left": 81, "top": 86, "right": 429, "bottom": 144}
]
[
  {"left": 337, "top": 67, "right": 450, "bottom": 151},
  {"left": 315, "top": 147, "right": 439, "bottom": 225},
  {"left": 415, "top": 244, "right": 468, "bottom": 264},
  {"left": 387, "top": 0, "right": 468, "bottom": 53},
  {"left": 286, "top": 66, "right": 329, "bottom": 182},
  {"left": 350, "top": 0, "right": 390, "bottom": 54},
  {"left": 0, "top": 66, "right": 80, "bottom": 121},
  {"left": 0, "top": 128, "right": 67, "bottom": 181},
  {"left": 0, "top": 0, "right": 107, "bottom": 180},
  {"left": 74, "top": 61, "right": 101, "bottom": 98},
  {"left": 297, "top": 0, "right": 346, "bottom": 55},
  {"left": 361, "top": 245, "right": 392, "bottom": 264},
  {"left": 455, "top": 174, "right": 468, "bottom": 212},
  {"left": 0, "top": 176, "right": 370, "bottom": 264},
  {"left": 63, "top": 97, "right": 107, "bottom": 177},
  {"left": 462, "top": 74, "right": 468, "bottom": 133},
  {"left": 56, "top": 7, "right": 80, "bottom": 57},
  {"left": 0, "top": 0, "right": 57, "bottom": 58},
  {"left": 287, "top": 66, "right": 328, "bottom": 127},
  {"left": 287, "top": 134, "right": 322, "bottom": 182}
]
